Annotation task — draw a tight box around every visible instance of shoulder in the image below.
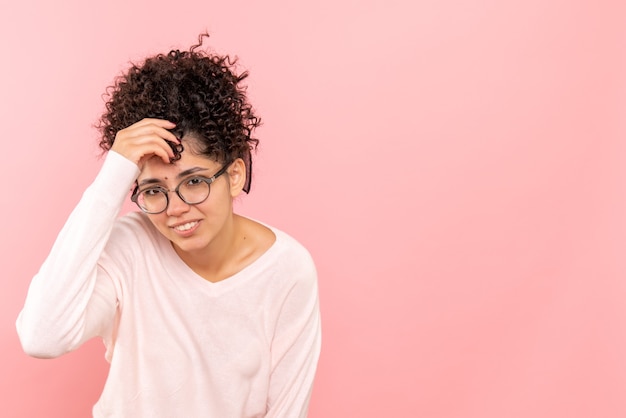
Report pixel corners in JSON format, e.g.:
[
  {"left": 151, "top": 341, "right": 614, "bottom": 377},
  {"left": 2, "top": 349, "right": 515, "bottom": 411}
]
[
  {"left": 261, "top": 227, "right": 320, "bottom": 322},
  {"left": 273, "top": 228, "right": 314, "bottom": 264},
  {"left": 266, "top": 226, "right": 317, "bottom": 284}
]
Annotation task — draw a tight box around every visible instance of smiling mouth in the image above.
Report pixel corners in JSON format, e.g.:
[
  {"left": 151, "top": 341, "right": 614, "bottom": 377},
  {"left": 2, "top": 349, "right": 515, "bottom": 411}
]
[{"left": 172, "top": 221, "right": 199, "bottom": 232}]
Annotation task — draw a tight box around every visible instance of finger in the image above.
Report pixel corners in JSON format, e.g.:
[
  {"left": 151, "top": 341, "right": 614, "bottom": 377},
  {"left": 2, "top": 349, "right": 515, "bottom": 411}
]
[
  {"left": 118, "top": 119, "right": 178, "bottom": 144},
  {"left": 135, "top": 134, "right": 179, "bottom": 160},
  {"left": 136, "top": 142, "right": 173, "bottom": 166},
  {"left": 137, "top": 146, "right": 172, "bottom": 167},
  {"left": 123, "top": 123, "right": 179, "bottom": 143},
  {"left": 138, "top": 119, "right": 178, "bottom": 142},
  {"left": 154, "top": 146, "right": 173, "bottom": 164},
  {"left": 112, "top": 133, "right": 176, "bottom": 166}
]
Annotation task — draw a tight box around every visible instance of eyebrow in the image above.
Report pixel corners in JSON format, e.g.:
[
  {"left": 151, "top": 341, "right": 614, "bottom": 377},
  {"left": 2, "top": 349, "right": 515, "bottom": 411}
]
[{"left": 137, "top": 167, "right": 211, "bottom": 187}]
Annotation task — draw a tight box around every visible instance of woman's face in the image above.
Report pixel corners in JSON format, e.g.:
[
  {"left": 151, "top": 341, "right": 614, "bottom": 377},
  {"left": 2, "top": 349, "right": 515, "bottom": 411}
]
[{"left": 136, "top": 147, "right": 241, "bottom": 257}]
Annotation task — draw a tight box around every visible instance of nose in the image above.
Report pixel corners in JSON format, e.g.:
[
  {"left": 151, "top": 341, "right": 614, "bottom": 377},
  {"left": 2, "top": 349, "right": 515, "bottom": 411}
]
[{"left": 165, "top": 191, "right": 191, "bottom": 216}]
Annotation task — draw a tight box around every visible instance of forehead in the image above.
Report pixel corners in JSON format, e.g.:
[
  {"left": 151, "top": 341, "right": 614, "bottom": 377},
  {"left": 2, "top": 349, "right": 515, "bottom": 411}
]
[{"left": 138, "top": 150, "right": 219, "bottom": 181}]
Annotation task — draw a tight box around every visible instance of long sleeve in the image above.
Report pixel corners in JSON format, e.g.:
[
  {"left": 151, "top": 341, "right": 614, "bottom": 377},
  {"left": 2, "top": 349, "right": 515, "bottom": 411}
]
[
  {"left": 16, "top": 151, "right": 139, "bottom": 358},
  {"left": 266, "top": 249, "right": 322, "bottom": 418}
]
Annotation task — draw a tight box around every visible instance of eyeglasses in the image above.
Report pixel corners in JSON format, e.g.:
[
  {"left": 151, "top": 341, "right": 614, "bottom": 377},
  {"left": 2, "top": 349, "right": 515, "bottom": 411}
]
[{"left": 131, "top": 164, "right": 229, "bottom": 214}]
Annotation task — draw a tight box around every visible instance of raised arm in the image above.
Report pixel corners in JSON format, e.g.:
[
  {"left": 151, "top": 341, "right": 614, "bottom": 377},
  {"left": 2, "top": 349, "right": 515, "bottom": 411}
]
[
  {"left": 16, "top": 151, "right": 138, "bottom": 358},
  {"left": 17, "top": 119, "right": 179, "bottom": 358}
]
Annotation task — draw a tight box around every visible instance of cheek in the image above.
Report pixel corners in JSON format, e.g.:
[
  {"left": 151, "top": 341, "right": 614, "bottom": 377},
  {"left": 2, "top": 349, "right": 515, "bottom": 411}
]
[
  {"left": 191, "top": 196, "right": 233, "bottom": 225},
  {"left": 209, "top": 191, "right": 234, "bottom": 214},
  {"left": 211, "top": 181, "right": 235, "bottom": 204},
  {"left": 197, "top": 200, "right": 228, "bottom": 219}
]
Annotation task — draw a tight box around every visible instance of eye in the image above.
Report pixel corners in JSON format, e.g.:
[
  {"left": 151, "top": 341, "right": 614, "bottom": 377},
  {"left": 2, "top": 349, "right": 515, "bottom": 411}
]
[
  {"left": 185, "top": 177, "right": 206, "bottom": 187},
  {"left": 142, "top": 187, "right": 166, "bottom": 197}
]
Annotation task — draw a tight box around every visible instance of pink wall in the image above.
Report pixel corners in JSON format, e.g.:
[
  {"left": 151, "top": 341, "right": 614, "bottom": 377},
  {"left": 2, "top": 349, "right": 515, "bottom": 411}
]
[{"left": 1, "top": 1, "right": 625, "bottom": 417}]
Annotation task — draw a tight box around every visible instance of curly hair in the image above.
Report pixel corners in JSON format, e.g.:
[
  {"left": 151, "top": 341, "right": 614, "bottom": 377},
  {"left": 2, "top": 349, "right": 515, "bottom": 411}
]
[{"left": 96, "top": 33, "right": 261, "bottom": 192}]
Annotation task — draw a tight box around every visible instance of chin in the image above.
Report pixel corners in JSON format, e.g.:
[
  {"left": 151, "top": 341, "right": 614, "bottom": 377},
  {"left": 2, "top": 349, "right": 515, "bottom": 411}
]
[{"left": 171, "top": 237, "right": 208, "bottom": 254}]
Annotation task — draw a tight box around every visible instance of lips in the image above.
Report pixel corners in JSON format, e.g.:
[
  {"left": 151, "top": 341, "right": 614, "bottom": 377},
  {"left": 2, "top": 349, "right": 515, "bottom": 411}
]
[{"left": 170, "top": 221, "right": 199, "bottom": 232}]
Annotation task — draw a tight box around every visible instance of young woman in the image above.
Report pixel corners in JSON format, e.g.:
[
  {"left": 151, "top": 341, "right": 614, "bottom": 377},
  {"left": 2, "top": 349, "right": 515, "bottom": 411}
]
[{"left": 17, "top": 34, "right": 321, "bottom": 417}]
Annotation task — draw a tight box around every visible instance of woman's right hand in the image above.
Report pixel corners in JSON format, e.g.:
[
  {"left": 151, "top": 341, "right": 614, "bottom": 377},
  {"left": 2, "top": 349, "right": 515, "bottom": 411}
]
[{"left": 110, "top": 118, "right": 180, "bottom": 170}]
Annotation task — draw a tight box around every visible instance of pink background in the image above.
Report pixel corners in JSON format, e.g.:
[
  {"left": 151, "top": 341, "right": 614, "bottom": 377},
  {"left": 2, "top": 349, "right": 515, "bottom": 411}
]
[{"left": 1, "top": 1, "right": 625, "bottom": 417}]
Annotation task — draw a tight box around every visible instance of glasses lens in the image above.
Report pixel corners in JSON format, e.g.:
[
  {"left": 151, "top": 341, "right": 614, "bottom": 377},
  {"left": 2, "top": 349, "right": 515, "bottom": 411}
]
[
  {"left": 179, "top": 177, "right": 210, "bottom": 204},
  {"left": 137, "top": 189, "right": 168, "bottom": 214},
  {"left": 133, "top": 177, "right": 212, "bottom": 214}
]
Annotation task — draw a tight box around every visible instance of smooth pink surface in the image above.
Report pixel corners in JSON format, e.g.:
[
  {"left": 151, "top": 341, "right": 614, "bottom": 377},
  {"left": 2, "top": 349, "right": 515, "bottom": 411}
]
[{"left": 1, "top": 1, "right": 625, "bottom": 417}]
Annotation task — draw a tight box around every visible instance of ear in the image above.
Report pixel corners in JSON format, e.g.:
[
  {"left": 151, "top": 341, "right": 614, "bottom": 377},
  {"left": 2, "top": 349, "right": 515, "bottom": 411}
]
[{"left": 227, "top": 158, "right": 247, "bottom": 197}]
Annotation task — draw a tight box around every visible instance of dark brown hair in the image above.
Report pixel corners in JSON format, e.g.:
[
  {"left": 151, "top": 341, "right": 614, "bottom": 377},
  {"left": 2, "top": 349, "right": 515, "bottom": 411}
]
[{"left": 96, "top": 33, "right": 261, "bottom": 192}]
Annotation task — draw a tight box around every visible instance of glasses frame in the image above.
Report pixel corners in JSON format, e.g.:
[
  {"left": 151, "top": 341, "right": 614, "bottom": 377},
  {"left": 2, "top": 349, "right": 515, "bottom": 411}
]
[{"left": 131, "top": 163, "right": 230, "bottom": 214}]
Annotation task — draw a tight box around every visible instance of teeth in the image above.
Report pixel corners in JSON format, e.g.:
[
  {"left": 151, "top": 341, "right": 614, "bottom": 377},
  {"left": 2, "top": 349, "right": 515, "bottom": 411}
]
[{"left": 174, "top": 221, "right": 197, "bottom": 231}]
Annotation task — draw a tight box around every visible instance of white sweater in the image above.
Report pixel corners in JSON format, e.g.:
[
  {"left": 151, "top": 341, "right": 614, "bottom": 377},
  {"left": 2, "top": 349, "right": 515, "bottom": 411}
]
[{"left": 16, "top": 151, "right": 321, "bottom": 417}]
